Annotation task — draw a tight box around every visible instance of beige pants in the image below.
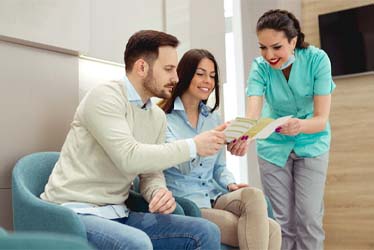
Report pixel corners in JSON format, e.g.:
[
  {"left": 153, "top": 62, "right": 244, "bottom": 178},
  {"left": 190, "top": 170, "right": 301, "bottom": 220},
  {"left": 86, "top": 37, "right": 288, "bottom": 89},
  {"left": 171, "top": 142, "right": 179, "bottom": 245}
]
[{"left": 201, "top": 187, "right": 281, "bottom": 250}]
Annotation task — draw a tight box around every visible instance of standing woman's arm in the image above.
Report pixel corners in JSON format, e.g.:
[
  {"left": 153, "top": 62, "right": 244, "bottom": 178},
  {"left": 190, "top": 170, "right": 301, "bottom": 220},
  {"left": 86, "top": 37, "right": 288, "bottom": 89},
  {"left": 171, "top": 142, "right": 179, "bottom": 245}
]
[
  {"left": 309, "top": 94, "right": 332, "bottom": 132},
  {"left": 228, "top": 58, "right": 267, "bottom": 156},
  {"left": 278, "top": 50, "right": 335, "bottom": 136},
  {"left": 227, "top": 96, "right": 264, "bottom": 155},
  {"left": 279, "top": 95, "right": 331, "bottom": 136},
  {"left": 246, "top": 96, "right": 264, "bottom": 120}
]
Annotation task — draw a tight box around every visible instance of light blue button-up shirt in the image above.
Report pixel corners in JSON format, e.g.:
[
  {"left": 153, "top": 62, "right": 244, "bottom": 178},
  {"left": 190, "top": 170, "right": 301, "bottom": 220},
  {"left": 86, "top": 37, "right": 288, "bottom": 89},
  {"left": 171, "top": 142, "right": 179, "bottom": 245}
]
[
  {"left": 123, "top": 76, "right": 154, "bottom": 109},
  {"left": 246, "top": 46, "right": 336, "bottom": 167},
  {"left": 164, "top": 97, "right": 236, "bottom": 208}
]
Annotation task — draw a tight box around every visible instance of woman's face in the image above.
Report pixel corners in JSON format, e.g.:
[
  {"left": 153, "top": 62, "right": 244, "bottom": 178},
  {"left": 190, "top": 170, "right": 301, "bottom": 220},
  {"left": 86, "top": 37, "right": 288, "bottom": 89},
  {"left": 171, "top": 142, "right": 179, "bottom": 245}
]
[
  {"left": 257, "top": 28, "right": 297, "bottom": 69},
  {"left": 186, "top": 58, "right": 216, "bottom": 101}
]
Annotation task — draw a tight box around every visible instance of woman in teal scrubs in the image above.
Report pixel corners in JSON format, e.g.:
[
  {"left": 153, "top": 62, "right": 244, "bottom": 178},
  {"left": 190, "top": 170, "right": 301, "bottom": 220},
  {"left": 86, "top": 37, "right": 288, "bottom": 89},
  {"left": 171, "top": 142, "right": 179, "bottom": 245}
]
[{"left": 230, "top": 9, "right": 335, "bottom": 250}]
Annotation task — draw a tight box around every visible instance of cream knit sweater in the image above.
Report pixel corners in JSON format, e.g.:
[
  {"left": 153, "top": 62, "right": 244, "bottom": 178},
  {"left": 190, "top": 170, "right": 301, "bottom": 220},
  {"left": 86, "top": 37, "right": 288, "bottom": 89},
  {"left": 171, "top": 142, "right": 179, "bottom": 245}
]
[{"left": 41, "top": 81, "right": 190, "bottom": 205}]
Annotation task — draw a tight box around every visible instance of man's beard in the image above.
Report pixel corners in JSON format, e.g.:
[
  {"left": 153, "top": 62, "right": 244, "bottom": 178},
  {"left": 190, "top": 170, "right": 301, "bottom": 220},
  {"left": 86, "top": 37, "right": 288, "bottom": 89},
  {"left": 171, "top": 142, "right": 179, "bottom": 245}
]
[{"left": 144, "top": 71, "right": 174, "bottom": 99}]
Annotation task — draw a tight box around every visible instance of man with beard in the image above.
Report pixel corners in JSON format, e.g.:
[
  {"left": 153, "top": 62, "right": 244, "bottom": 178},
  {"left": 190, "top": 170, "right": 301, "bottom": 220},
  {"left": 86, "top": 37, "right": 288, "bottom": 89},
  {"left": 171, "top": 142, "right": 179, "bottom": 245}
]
[{"left": 41, "top": 30, "right": 225, "bottom": 250}]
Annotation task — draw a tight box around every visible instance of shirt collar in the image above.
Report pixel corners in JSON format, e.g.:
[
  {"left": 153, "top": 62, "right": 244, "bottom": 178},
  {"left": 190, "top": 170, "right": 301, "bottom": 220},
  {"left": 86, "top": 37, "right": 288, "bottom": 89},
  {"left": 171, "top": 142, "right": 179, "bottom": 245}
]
[
  {"left": 174, "top": 97, "right": 210, "bottom": 117},
  {"left": 123, "top": 76, "right": 153, "bottom": 109},
  {"left": 173, "top": 96, "right": 185, "bottom": 111}
]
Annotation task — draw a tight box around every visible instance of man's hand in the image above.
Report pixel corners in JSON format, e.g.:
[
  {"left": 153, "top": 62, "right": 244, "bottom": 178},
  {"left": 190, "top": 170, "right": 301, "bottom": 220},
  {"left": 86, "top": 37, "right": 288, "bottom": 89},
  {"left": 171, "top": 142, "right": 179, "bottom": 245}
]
[
  {"left": 148, "top": 188, "right": 176, "bottom": 214},
  {"left": 228, "top": 183, "right": 249, "bottom": 192},
  {"left": 227, "top": 136, "right": 252, "bottom": 156},
  {"left": 194, "top": 123, "right": 227, "bottom": 157}
]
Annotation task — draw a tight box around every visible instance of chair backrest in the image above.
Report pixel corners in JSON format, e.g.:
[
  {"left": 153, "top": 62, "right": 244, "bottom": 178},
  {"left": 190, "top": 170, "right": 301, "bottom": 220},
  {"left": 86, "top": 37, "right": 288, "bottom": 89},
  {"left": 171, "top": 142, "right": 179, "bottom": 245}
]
[
  {"left": 12, "top": 152, "right": 87, "bottom": 238},
  {"left": 12, "top": 152, "right": 59, "bottom": 198},
  {"left": 0, "top": 227, "right": 7, "bottom": 236}
]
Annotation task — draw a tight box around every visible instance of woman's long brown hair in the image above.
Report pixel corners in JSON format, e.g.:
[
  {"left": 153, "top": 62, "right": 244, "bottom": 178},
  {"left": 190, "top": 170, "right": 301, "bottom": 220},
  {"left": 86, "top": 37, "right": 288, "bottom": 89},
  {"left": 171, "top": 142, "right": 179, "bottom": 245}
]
[{"left": 159, "top": 49, "right": 220, "bottom": 114}]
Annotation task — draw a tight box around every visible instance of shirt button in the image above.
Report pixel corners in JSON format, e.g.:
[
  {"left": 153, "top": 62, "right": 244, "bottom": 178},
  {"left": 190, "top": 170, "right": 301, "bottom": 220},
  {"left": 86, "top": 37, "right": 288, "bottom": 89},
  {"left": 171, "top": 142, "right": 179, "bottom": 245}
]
[
  {"left": 199, "top": 163, "right": 203, "bottom": 166},
  {"left": 198, "top": 176, "right": 202, "bottom": 179},
  {"left": 205, "top": 193, "right": 208, "bottom": 197},
  {"left": 202, "top": 182, "right": 205, "bottom": 186}
]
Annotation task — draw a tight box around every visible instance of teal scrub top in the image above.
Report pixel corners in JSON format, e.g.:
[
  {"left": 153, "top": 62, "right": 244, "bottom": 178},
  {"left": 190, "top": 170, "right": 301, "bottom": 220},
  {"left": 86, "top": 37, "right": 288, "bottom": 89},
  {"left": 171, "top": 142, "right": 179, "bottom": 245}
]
[{"left": 246, "top": 46, "right": 336, "bottom": 167}]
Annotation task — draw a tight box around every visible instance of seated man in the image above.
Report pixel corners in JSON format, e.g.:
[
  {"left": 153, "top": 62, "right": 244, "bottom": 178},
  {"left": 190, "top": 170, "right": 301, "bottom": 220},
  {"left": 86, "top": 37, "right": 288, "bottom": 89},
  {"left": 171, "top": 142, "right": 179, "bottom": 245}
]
[{"left": 41, "top": 30, "right": 226, "bottom": 250}]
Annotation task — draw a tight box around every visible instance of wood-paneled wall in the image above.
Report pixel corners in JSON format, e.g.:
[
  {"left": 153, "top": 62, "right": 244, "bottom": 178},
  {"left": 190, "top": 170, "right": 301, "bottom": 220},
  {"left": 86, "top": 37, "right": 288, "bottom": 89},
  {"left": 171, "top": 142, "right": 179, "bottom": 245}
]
[{"left": 302, "top": 1, "right": 374, "bottom": 249}]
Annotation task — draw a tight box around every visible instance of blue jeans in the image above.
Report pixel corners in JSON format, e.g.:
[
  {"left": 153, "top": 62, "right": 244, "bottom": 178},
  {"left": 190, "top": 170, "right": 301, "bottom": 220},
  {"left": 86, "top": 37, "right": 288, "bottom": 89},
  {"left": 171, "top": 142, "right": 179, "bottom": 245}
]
[{"left": 79, "top": 211, "right": 220, "bottom": 250}]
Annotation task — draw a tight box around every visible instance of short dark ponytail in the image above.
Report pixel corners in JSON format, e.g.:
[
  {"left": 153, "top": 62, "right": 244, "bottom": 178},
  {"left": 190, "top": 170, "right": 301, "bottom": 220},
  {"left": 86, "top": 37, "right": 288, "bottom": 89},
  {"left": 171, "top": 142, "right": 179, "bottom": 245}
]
[{"left": 257, "top": 9, "right": 309, "bottom": 49}]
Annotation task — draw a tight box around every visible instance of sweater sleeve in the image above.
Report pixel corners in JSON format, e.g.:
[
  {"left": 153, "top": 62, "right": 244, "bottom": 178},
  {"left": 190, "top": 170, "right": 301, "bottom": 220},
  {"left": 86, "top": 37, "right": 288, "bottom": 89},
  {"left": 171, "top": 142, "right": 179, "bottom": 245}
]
[
  {"left": 139, "top": 118, "right": 168, "bottom": 202},
  {"left": 80, "top": 84, "right": 191, "bottom": 175}
]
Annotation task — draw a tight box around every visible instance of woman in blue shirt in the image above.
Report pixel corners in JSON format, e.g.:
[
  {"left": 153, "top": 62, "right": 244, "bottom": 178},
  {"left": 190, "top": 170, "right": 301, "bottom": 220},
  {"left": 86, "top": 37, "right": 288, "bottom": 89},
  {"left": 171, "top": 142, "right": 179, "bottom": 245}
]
[
  {"left": 160, "top": 49, "right": 281, "bottom": 250},
  {"left": 231, "top": 10, "right": 335, "bottom": 250}
]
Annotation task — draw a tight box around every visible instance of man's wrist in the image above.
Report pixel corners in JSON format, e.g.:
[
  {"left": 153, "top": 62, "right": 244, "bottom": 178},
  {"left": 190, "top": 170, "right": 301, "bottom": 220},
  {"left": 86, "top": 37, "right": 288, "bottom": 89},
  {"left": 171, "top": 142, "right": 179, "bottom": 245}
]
[{"left": 150, "top": 187, "right": 164, "bottom": 200}]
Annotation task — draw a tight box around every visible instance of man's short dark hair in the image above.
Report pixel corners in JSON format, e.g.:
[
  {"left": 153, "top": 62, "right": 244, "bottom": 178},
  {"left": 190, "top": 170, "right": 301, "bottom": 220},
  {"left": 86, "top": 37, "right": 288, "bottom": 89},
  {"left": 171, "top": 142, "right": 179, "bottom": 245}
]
[{"left": 124, "top": 30, "right": 179, "bottom": 72}]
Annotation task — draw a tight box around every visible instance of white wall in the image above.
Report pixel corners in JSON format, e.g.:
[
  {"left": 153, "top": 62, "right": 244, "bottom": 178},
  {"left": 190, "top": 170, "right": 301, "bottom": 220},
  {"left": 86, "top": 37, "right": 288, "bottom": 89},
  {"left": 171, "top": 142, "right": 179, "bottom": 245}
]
[
  {"left": 79, "top": 58, "right": 125, "bottom": 100},
  {"left": 0, "top": 0, "right": 90, "bottom": 53},
  {"left": 166, "top": 0, "right": 226, "bottom": 82},
  {"left": 0, "top": 0, "right": 164, "bottom": 62},
  {"left": 0, "top": 40, "right": 79, "bottom": 230},
  {"left": 88, "top": 0, "right": 164, "bottom": 63}
]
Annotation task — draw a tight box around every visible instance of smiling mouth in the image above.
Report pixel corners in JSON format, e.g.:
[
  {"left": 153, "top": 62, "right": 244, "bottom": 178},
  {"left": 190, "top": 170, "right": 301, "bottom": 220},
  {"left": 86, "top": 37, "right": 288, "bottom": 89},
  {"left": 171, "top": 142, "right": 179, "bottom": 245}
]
[
  {"left": 268, "top": 58, "right": 281, "bottom": 65},
  {"left": 198, "top": 87, "right": 211, "bottom": 93}
]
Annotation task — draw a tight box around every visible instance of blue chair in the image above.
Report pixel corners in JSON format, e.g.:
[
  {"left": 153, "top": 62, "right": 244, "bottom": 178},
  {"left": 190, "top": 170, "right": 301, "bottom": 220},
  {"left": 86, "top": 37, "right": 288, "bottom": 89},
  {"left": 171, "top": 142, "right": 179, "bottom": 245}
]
[
  {"left": 11, "top": 152, "right": 185, "bottom": 239},
  {"left": 12, "top": 152, "right": 87, "bottom": 238},
  {"left": 0, "top": 227, "right": 93, "bottom": 250},
  {"left": 12, "top": 151, "right": 273, "bottom": 250}
]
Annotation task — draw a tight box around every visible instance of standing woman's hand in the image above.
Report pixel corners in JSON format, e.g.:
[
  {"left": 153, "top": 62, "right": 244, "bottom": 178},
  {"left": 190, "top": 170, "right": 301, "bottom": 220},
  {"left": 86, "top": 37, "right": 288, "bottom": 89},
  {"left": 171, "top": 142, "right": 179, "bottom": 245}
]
[
  {"left": 276, "top": 118, "right": 303, "bottom": 136},
  {"left": 227, "top": 136, "right": 253, "bottom": 156}
]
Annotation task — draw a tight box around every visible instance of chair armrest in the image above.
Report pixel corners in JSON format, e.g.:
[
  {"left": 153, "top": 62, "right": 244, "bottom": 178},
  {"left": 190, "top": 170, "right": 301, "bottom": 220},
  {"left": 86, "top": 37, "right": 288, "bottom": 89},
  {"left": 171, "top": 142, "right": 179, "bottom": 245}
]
[
  {"left": 174, "top": 196, "right": 201, "bottom": 217},
  {"left": 126, "top": 190, "right": 150, "bottom": 213},
  {"left": 12, "top": 185, "right": 86, "bottom": 238},
  {"left": 0, "top": 232, "right": 93, "bottom": 250},
  {"left": 126, "top": 190, "right": 185, "bottom": 215}
]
